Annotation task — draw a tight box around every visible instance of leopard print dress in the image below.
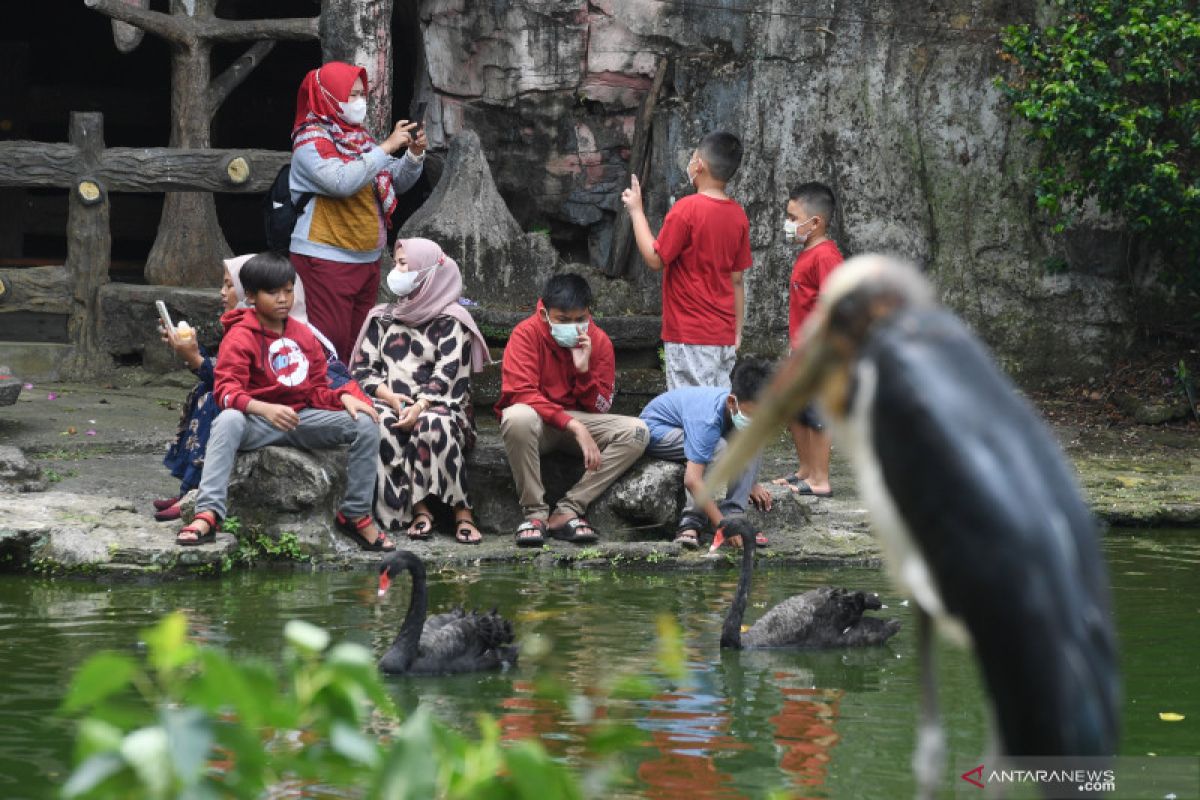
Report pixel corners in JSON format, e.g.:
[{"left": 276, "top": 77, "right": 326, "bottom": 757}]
[{"left": 353, "top": 315, "right": 476, "bottom": 533}]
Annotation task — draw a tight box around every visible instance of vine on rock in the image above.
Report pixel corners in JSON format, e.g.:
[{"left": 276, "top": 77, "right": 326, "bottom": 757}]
[{"left": 997, "top": 1, "right": 1200, "bottom": 271}]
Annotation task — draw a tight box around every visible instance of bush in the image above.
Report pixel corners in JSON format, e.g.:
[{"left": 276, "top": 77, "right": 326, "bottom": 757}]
[
  {"left": 58, "top": 612, "right": 674, "bottom": 799},
  {"left": 997, "top": 1, "right": 1200, "bottom": 267}
]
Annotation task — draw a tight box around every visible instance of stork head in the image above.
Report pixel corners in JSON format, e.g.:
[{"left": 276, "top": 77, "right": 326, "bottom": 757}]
[{"left": 704, "top": 254, "right": 933, "bottom": 494}]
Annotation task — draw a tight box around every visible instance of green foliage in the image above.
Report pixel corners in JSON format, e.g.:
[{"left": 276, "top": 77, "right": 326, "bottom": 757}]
[
  {"left": 58, "top": 611, "right": 690, "bottom": 798},
  {"left": 997, "top": 0, "right": 1200, "bottom": 263}
]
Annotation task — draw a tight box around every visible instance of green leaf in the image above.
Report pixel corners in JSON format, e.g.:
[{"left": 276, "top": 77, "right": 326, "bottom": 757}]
[
  {"left": 655, "top": 614, "right": 687, "bottom": 682},
  {"left": 142, "top": 611, "right": 196, "bottom": 675},
  {"left": 586, "top": 721, "right": 649, "bottom": 755},
  {"left": 283, "top": 619, "right": 330, "bottom": 653},
  {"left": 74, "top": 718, "right": 124, "bottom": 761},
  {"left": 331, "top": 721, "right": 381, "bottom": 767},
  {"left": 120, "top": 725, "right": 172, "bottom": 797},
  {"left": 162, "top": 707, "right": 213, "bottom": 787},
  {"left": 369, "top": 707, "right": 438, "bottom": 800},
  {"left": 504, "top": 741, "right": 582, "bottom": 800},
  {"left": 62, "top": 752, "right": 128, "bottom": 798},
  {"left": 61, "top": 652, "right": 139, "bottom": 714}
]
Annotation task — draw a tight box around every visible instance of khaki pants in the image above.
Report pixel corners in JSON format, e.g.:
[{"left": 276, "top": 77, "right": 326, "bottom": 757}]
[{"left": 499, "top": 404, "right": 649, "bottom": 521}]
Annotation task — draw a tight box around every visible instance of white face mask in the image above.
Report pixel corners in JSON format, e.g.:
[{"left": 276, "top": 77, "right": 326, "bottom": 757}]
[
  {"left": 340, "top": 97, "right": 367, "bottom": 125},
  {"left": 386, "top": 264, "right": 435, "bottom": 297},
  {"left": 785, "top": 216, "right": 816, "bottom": 245}
]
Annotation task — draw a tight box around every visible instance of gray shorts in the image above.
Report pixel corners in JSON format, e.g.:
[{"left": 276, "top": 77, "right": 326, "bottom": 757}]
[{"left": 663, "top": 342, "right": 736, "bottom": 390}]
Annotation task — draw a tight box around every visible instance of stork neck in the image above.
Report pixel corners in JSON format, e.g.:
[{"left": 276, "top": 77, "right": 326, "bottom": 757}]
[{"left": 720, "top": 536, "right": 755, "bottom": 649}]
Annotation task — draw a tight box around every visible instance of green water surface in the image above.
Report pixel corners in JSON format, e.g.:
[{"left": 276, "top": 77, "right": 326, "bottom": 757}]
[{"left": 0, "top": 532, "right": 1196, "bottom": 798}]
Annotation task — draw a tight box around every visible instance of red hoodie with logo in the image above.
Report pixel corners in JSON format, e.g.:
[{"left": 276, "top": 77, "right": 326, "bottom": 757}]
[
  {"left": 214, "top": 307, "right": 352, "bottom": 413},
  {"left": 494, "top": 301, "right": 616, "bottom": 429}
]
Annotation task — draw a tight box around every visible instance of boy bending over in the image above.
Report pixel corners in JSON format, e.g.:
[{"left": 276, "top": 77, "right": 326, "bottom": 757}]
[{"left": 639, "top": 359, "right": 774, "bottom": 549}]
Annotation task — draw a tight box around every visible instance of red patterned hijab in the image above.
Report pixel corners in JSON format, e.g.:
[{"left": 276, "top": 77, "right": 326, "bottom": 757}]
[{"left": 291, "top": 62, "right": 398, "bottom": 225}]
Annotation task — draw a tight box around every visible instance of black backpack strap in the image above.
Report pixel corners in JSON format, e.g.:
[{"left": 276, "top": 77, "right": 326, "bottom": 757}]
[{"left": 296, "top": 192, "right": 315, "bottom": 212}]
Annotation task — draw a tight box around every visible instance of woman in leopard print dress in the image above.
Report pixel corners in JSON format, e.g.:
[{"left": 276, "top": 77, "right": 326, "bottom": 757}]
[{"left": 351, "top": 238, "right": 491, "bottom": 543}]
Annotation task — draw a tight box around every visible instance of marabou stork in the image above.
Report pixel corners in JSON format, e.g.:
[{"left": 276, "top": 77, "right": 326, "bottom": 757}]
[{"left": 705, "top": 254, "right": 1119, "bottom": 797}]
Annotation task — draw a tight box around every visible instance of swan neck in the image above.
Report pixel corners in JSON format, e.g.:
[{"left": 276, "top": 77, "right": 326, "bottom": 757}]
[
  {"left": 390, "top": 558, "right": 428, "bottom": 670},
  {"left": 721, "top": 538, "right": 755, "bottom": 649}
]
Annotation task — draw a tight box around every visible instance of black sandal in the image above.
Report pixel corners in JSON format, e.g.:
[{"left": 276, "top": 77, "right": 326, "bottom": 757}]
[
  {"left": 336, "top": 511, "right": 395, "bottom": 552},
  {"left": 455, "top": 519, "right": 483, "bottom": 545},
  {"left": 515, "top": 519, "right": 547, "bottom": 547},
  {"left": 672, "top": 528, "right": 700, "bottom": 550},
  {"left": 407, "top": 511, "right": 435, "bottom": 541},
  {"left": 548, "top": 517, "right": 598, "bottom": 544}
]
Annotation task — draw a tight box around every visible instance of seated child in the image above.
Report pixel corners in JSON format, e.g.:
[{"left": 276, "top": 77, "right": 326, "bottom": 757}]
[
  {"left": 155, "top": 255, "right": 365, "bottom": 522},
  {"left": 495, "top": 273, "right": 649, "bottom": 546},
  {"left": 175, "top": 252, "right": 387, "bottom": 550},
  {"left": 639, "top": 359, "right": 773, "bottom": 549}
]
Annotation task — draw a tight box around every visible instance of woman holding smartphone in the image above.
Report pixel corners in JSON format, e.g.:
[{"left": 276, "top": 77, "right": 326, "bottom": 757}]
[{"left": 287, "top": 61, "right": 427, "bottom": 363}]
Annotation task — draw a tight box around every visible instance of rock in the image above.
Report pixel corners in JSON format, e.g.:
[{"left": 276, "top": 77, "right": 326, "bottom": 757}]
[
  {"left": 0, "top": 445, "right": 45, "bottom": 493},
  {"left": 98, "top": 284, "right": 223, "bottom": 372},
  {"left": 401, "top": 129, "right": 560, "bottom": 309},
  {"left": 588, "top": 458, "right": 684, "bottom": 537},
  {"left": 0, "top": 491, "right": 235, "bottom": 573},
  {"left": 0, "top": 367, "right": 21, "bottom": 406},
  {"left": 1111, "top": 391, "right": 1193, "bottom": 425},
  {"left": 411, "top": 0, "right": 1185, "bottom": 384}
]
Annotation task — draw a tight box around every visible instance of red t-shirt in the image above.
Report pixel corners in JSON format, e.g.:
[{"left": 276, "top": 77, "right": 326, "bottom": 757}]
[
  {"left": 789, "top": 239, "right": 844, "bottom": 343},
  {"left": 653, "top": 194, "right": 753, "bottom": 346}
]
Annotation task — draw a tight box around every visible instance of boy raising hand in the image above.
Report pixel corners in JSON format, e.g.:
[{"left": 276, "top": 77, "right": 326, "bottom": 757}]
[{"left": 622, "top": 131, "right": 753, "bottom": 390}]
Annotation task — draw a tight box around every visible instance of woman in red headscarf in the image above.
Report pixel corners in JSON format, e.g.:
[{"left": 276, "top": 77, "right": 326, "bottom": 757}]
[{"left": 287, "top": 61, "right": 427, "bottom": 362}]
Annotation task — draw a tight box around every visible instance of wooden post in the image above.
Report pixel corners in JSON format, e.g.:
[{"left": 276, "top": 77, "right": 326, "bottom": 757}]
[
  {"left": 320, "top": 0, "right": 395, "bottom": 140},
  {"left": 607, "top": 59, "right": 668, "bottom": 278},
  {"left": 63, "top": 112, "right": 111, "bottom": 374},
  {"left": 83, "top": 0, "right": 319, "bottom": 287}
]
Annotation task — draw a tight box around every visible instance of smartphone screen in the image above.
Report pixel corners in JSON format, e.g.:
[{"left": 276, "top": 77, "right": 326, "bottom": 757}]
[{"left": 414, "top": 101, "right": 427, "bottom": 130}]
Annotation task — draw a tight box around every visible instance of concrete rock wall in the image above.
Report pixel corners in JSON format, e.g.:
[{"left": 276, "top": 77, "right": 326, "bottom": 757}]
[{"left": 412, "top": 0, "right": 1156, "bottom": 383}]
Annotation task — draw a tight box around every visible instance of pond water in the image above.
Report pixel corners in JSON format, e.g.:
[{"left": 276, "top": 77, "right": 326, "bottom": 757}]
[{"left": 1, "top": 531, "right": 1197, "bottom": 799}]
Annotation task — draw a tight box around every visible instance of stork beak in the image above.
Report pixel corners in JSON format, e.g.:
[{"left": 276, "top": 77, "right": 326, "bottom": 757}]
[
  {"left": 377, "top": 571, "right": 391, "bottom": 597},
  {"left": 702, "top": 338, "right": 838, "bottom": 501}
]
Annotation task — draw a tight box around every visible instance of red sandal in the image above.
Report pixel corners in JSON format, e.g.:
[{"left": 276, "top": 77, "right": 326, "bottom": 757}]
[
  {"left": 336, "top": 511, "right": 395, "bottom": 552},
  {"left": 176, "top": 510, "right": 220, "bottom": 547}
]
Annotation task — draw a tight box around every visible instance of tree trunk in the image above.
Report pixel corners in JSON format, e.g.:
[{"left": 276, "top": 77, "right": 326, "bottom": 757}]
[
  {"left": 144, "top": 0, "right": 230, "bottom": 287},
  {"left": 320, "top": 0, "right": 394, "bottom": 138}
]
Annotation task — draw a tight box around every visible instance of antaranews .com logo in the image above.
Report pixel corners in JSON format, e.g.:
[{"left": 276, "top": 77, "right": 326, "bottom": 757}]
[{"left": 954, "top": 757, "right": 1199, "bottom": 799}]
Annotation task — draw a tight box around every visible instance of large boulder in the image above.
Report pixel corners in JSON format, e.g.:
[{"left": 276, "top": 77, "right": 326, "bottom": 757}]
[
  {"left": 401, "top": 129, "right": 559, "bottom": 309},
  {"left": 0, "top": 445, "right": 45, "bottom": 493}
]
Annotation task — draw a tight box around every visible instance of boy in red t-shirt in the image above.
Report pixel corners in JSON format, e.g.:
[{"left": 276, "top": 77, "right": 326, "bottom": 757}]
[
  {"left": 772, "top": 182, "right": 843, "bottom": 498},
  {"left": 621, "top": 131, "right": 753, "bottom": 390}
]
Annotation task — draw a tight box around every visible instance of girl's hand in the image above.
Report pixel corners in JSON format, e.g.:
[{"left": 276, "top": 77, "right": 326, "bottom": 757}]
[
  {"left": 160, "top": 321, "right": 202, "bottom": 369},
  {"left": 385, "top": 392, "right": 414, "bottom": 417},
  {"left": 390, "top": 398, "right": 427, "bottom": 432},
  {"left": 382, "top": 121, "right": 419, "bottom": 155},
  {"left": 260, "top": 403, "right": 300, "bottom": 432}
]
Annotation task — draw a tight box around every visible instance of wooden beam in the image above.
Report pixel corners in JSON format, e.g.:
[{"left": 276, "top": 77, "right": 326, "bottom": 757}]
[
  {"left": 62, "top": 112, "right": 111, "bottom": 373},
  {"left": 208, "top": 40, "right": 276, "bottom": 117},
  {"left": 607, "top": 59, "right": 669, "bottom": 277},
  {"left": 0, "top": 145, "right": 291, "bottom": 193},
  {"left": 0, "top": 266, "right": 71, "bottom": 315},
  {"left": 83, "top": 0, "right": 188, "bottom": 45}
]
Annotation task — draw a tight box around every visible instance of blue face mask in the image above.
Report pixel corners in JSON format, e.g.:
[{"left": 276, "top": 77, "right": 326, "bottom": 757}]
[
  {"left": 731, "top": 397, "right": 752, "bottom": 430},
  {"left": 544, "top": 313, "right": 588, "bottom": 348}
]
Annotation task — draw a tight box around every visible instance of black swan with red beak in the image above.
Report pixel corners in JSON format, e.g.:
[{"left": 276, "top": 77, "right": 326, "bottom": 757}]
[{"left": 376, "top": 551, "right": 518, "bottom": 675}]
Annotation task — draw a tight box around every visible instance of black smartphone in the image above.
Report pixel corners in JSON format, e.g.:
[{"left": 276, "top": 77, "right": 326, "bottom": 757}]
[{"left": 413, "top": 101, "right": 427, "bottom": 131}]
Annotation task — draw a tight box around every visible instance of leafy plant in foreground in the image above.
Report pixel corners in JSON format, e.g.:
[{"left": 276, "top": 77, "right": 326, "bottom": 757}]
[{"left": 59, "top": 612, "right": 671, "bottom": 799}]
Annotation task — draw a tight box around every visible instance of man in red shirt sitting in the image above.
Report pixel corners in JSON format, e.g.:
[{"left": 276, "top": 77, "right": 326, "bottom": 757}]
[
  {"left": 773, "top": 182, "right": 843, "bottom": 498},
  {"left": 496, "top": 274, "right": 649, "bottom": 546}
]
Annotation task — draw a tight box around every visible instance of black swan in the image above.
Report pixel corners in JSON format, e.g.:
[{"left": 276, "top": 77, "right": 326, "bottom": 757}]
[
  {"left": 719, "top": 518, "right": 901, "bottom": 650},
  {"left": 376, "top": 550, "right": 518, "bottom": 675}
]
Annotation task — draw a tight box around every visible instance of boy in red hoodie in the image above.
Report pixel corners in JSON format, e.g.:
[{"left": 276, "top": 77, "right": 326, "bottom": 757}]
[
  {"left": 176, "top": 252, "right": 389, "bottom": 550},
  {"left": 495, "top": 273, "right": 648, "bottom": 546}
]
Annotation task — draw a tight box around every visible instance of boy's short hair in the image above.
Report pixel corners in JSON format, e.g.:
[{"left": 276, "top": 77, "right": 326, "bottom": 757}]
[
  {"left": 697, "top": 131, "right": 744, "bottom": 183},
  {"left": 240, "top": 251, "right": 295, "bottom": 294},
  {"left": 730, "top": 358, "right": 772, "bottom": 402},
  {"left": 541, "top": 273, "right": 593, "bottom": 311},
  {"left": 789, "top": 182, "right": 836, "bottom": 225}
]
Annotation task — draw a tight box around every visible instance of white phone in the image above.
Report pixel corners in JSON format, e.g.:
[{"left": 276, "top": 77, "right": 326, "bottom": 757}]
[{"left": 155, "top": 300, "right": 175, "bottom": 333}]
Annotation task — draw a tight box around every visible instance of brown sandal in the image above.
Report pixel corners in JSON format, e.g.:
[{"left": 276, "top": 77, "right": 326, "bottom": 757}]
[
  {"left": 177, "top": 510, "right": 220, "bottom": 547},
  {"left": 454, "top": 518, "right": 483, "bottom": 545},
  {"left": 407, "top": 511, "right": 435, "bottom": 541},
  {"left": 336, "top": 511, "right": 395, "bottom": 552}
]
